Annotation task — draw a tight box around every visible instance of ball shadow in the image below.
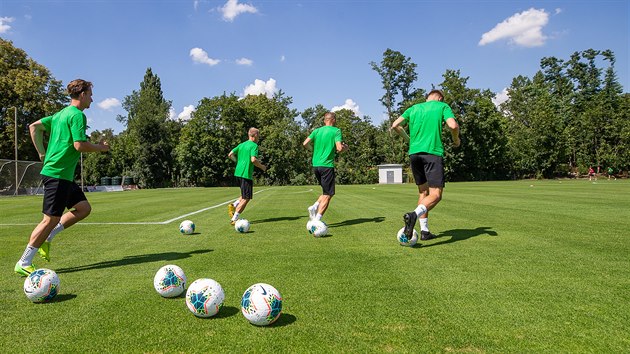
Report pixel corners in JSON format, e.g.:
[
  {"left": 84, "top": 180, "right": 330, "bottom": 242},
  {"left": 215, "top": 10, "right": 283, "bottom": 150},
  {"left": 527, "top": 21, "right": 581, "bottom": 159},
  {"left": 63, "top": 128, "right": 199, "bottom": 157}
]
[
  {"left": 214, "top": 306, "right": 240, "bottom": 319},
  {"left": 269, "top": 313, "right": 297, "bottom": 327},
  {"left": 46, "top": 293, "right": 77, "bottom": 303}
]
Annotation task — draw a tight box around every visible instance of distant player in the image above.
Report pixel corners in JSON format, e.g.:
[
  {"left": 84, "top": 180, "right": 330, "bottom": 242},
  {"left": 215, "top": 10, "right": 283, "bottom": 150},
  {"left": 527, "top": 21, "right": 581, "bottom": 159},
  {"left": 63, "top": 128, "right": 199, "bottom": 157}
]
[
  {"left": 303, "top": 112, "right": 348, "bottom": 222},
  {"left": 15, "top": 79, "right": 110, "bottom": 276},
  {"left": 228, "top": 128, "right": 267, "bottom": 224},
  {"left": 391, "top": 89, "right": 460, "bottom": 242}
]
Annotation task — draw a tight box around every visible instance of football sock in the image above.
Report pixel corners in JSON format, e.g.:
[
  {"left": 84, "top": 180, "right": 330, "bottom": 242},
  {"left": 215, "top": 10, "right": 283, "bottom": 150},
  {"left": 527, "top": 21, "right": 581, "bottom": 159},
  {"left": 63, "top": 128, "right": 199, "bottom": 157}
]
[
  {"left": 315, "top": 213, "right": 323, "bottom": 221},
  {"left": 233, "top": 200, "right": 240, "bottom": 207},
  {"left": 414, "top": 204, "right": 428, "bottom": 216},
  {"left": 419, "top": 218, "right": 429, "bottom": 232},
  {"left": 19, "top": 245, "right": 38, "bottom": 266},
  {"left": 232, "top": 212, "right": 240, "bottom": 222},
  {"left": 47, "top": 222, "right": 64, "bottom": 242},
  {"left": 312, "top": 201, "right": 320, "bottom": 209}
]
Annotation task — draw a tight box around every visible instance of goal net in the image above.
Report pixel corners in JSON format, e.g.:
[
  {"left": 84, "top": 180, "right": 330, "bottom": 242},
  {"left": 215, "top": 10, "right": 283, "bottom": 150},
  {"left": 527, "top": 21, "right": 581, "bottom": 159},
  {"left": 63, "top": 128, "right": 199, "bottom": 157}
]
[{"left": 0, "top": 159, "right": 44, "bottom": 196}]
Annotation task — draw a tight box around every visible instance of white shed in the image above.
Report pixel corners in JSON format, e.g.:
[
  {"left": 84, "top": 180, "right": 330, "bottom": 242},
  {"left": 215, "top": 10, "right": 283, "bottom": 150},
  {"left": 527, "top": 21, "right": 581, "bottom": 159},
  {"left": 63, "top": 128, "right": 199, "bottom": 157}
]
[{"left": 378, "top": 164, "right": 403, "bottom": 184}]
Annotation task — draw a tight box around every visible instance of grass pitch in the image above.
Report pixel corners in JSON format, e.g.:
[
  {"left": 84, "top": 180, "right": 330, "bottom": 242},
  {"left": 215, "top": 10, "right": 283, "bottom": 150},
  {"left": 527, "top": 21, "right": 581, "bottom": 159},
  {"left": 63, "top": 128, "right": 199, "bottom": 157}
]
[{"left": 1, "top": 180, "right": 629, "bottom": 353}]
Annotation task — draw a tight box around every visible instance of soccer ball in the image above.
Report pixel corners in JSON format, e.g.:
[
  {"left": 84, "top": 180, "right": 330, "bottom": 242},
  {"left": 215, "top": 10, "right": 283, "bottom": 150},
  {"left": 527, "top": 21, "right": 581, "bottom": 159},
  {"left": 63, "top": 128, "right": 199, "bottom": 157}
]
[
  {"left": 24, "top": 268, "right": 59, "bottom": 303},
  {"left": 179, "top": 220, "right": 195, "bottom": 235},
  {"left": 308, "top": 220, "right": 328, "bottom": 237},
  {"left": 234, "top": 219, "right": 250, "bottom": 233},
  {"left": 153, "top": 265, "right": 187, "bottom": 298},
  {"left": 396, "top": 227, "right": 418, "bottom": 247},
  {"left": 185, "top": 278, "right": 225, "bottom": 318},
  {"left": 306, "top": 220, "right": 313, "bottom": 232},
  {"left": 241, "top": 283, "right": 283, "bottom": 326}
]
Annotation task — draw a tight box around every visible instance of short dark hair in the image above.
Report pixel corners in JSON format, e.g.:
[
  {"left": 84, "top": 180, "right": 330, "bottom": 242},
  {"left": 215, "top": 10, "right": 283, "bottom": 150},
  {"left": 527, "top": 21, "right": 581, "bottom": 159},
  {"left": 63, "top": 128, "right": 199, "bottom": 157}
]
[
  {"left": 427, "top": 89, "right": 444, "bottom": 101},
  {"left": 67, "top": 79, "right": 93, "bottom": 99}
]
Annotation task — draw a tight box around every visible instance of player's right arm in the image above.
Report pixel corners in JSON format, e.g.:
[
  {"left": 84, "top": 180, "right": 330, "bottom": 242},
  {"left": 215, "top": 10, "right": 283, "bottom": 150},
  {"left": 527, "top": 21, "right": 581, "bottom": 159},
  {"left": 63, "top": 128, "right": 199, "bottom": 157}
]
[
  {"left": 29, "top": 120, "right": 47, "bottom": 161},
  {"left": 74, "top": 140, "right": 109, "bottom": 153},
  {"left": 446, "top": 118, "right": 460, "bottom": 147},
  {"left": 302, "top": 137, "right": 313, "bottom": 151},
  {"left": 228, "top": 150, "right": 237, "bottom": 162}
]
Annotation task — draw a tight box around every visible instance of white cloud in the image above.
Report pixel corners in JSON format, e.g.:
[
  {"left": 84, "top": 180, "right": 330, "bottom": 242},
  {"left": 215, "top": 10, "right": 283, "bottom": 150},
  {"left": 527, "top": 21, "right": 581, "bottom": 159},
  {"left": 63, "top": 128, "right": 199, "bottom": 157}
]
[
  {"left": 492, "top": 88, "right": 510, "bottom": 107},
  {"left": 280, "top": 55, "right": 286, "bottom": 62},
  {"left": 178, "top": 105, "right": 196, "bottom": 121},
  {"left": 97, "top": 98, "right": 121, "bottom": 110},
  {"left": 555, "top": 8, "right": 562, "bottom": 15},
  {"left": 479, "top": 8, "right": 549, "bottom": 47},
  {"left": 243, "top": 78, "right": 278, "bottom": 98},
  {"left": 220, "top": 0, "right": 257, "bottom": 22},
  {"left": 194, "top": 0, "right": 200, "bottom": 11},
  {"left": 0, "top": 17, "right": 15, "bottom": 33},
  {"left": 190, "top": 47, "right": 220, "bottom": 66},
  {"left": 235, "top": 57, "right": 253, "bottom": 66},
  {"left": 169, "top": 107, "right": 177, "bottom": 120},
  {"left": 332, "top": 98, "right": 363, "bottom": 117}
]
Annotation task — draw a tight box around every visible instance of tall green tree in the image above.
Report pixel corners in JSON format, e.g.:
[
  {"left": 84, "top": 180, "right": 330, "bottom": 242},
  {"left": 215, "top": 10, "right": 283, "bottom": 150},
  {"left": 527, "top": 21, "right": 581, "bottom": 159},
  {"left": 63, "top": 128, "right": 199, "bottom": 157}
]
[
  {"left": 118, "top": 68, "right": 179, "bottom": 188},
  {"left": 0, "top": 38, "right": 66, "bottom": 161},
  {"left": 370, "top": 49, "right": 420, "bottom": 121}
]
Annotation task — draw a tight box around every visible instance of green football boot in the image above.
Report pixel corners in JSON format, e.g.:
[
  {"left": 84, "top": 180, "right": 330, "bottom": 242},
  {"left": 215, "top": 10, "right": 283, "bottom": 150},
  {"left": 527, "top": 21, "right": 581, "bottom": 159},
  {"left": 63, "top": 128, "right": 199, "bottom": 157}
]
[
  {"left": 14, "top": 262, "right": 36, "bottom": 277},
  {"left": 38, "top": 241, "right": 51, "bottom": 262}
]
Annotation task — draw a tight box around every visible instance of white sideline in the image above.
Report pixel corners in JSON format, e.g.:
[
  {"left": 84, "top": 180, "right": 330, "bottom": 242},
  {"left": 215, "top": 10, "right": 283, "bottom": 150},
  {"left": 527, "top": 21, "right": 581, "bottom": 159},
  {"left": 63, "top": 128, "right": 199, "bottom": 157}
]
[{"left": 0, "top": 188, "right": 271, "bottom": 226}]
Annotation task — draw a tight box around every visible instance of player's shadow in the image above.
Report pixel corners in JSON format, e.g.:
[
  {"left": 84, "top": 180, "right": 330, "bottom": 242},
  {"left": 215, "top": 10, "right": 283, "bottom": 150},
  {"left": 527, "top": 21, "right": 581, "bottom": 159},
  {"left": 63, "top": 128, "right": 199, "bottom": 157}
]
[
  {"left": 327, "top": 216, "right": 385, "bottom": 227},
  {"left": 56, "top": 249, "right": 212, "bottom": 274},
  {"left": 251, "top": 215, "right": 306, "bottom": 224},
  {"left": 422, "top": 227, "right": 498, "bottom": 248}
]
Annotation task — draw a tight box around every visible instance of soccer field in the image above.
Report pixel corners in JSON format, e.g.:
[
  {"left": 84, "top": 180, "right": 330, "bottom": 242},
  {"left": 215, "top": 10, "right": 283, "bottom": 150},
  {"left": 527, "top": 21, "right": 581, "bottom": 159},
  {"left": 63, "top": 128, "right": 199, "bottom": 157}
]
[{"left": 1, "top": 180, "right": 629, "bottom": 353}]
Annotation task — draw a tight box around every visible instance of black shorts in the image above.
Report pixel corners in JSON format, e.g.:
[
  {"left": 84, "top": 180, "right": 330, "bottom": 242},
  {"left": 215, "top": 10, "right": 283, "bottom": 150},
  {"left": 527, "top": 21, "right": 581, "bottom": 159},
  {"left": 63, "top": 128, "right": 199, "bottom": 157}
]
[
  {"left": 237, "top": 177, "right": 253, "bottom": 200},
  {"left": 314, "top": 167, "right": 335, "bottom": 196},
  {"left": 42, "top": 176, "right": 88, "bottom": 217},
  {"left": 410, "top": 153, "right": 445, "bottom": 188}
]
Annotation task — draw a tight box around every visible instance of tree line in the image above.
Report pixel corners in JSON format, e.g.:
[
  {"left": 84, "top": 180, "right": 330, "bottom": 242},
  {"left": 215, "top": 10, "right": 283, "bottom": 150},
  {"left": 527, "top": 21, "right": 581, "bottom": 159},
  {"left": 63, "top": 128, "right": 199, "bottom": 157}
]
[{"left": 1, "top": 38, "right": 628, "bottom": 188}]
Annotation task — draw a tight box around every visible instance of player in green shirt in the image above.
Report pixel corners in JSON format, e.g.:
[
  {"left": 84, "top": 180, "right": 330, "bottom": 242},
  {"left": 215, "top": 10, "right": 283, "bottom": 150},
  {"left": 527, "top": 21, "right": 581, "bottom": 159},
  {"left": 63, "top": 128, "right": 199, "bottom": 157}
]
[
  {"left": 303, "top": 112, "right": 348, "bottom": 223},
  {"left": 15, "top": 79, "right": 110, "bottom": 276},
  {"left": 227, "top": 128, "right": 267, "bottom": 224},
  {"left": 391, "top": 90, "right": 460, "bottom": 243}
]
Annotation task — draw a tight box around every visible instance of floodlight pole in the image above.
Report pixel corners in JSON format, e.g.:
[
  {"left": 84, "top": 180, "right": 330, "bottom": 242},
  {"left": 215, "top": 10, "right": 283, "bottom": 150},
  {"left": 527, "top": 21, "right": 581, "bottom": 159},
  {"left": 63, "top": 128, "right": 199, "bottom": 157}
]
[{"left": 14, "top": 107, "right": 18, "bottom": 196}]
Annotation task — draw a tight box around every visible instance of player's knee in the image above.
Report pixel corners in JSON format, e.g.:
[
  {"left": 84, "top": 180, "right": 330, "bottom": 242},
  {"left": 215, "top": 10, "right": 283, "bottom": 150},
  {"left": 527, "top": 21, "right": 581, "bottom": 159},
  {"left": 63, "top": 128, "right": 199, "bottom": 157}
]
[{"left": 75, "top": 202, "right": 92, "bottom": 218}]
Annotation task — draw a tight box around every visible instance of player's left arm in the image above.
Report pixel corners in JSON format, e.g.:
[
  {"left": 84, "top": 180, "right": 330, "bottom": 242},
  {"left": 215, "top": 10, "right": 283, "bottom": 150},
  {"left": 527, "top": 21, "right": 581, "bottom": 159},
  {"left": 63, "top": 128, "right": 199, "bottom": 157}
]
[
  {"left": 446, "top": 118, "right": 460, "bottom": 147},
  {"left": 390, "top": 117, "right": 410, "bottom": 142},
  {"left": 302, "top": 137, "right": 312, "bottom": 151},
  {"left": 228, "top": 150, "right": 237, "bottom": 162},
  {"left": 251, "top": 156, "right": 267, "bottom": 172},
  {"left": 29, "top": 120, "right": 47, "bottom": 161}
]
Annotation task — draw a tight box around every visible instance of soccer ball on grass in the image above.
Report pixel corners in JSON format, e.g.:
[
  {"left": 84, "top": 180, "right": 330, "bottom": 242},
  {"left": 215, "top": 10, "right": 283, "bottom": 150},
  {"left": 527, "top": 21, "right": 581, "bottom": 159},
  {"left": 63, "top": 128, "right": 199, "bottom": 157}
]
[
  {"left": 307, "top": 220, "right": 328, "bottom": 237},
  {"left": 153, "top": 264, "right": 187, "bottom": 298},
  {"left": 179, "top": 220, "right": 195, "bottom": 235},
  {"left": 185, "top": 278, "right": 225, "bottom": 318},
  {"left": 241, "top": 283, "right": 283, "bottom": 326},
  {"left": 234, "top": 219, "right": 250, "bottom": 233},
  {"left": 396, "top": 227, "right": 418, "bottom": 247},
  {"left": 24, "top": 268, "right": 59, "bottom": 303}
]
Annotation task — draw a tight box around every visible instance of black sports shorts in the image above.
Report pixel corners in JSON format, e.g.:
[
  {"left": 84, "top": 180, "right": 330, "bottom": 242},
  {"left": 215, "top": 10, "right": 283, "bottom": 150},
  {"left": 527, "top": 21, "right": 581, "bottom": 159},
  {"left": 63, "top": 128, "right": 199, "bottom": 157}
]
[
  {"left": 314, "top": 167, "right": 335, "bottom": 196},
  {"left": 410, "top": 153, "right": 445, "bottom": 188},
  {"left": 237, "top": 177, "right": 253, "bottom": 200},
  {"left": 42, "top": 175, "right": 88, "bottom": 217}
]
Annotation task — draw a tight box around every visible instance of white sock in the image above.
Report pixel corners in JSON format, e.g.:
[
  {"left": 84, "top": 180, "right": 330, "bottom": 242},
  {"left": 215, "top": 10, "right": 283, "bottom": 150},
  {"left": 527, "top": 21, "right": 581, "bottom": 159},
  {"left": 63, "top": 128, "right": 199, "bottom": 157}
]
[
  {"left": 47, "top": 222, "right": 64, "bottom": 242},
  {"left": 232, "top": 212, "right": 240, "bottom": 221},
  {"left": 19, "top": 245, "right": 38, "bottom": 266},
  {"left": 414, "top": 204, "right": 428, "bottom": 216},
  {"left": 233, "top": 200, "right": 240, "bottom": 207},
  {"left": 315, "top": 213, "right": 322, "bottom": 221},
  {"left": 419, "top": 218, "right": 429, "bottom": 232},
  {"left": 312, "top": 201, "right": 320, "bottom": 209}
]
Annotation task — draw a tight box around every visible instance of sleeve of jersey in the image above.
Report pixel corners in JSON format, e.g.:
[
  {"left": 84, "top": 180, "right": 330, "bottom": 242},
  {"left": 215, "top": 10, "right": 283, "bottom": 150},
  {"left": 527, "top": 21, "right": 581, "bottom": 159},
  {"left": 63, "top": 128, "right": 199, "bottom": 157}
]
[
  {"left": 335, "top": 129, "right": 342, "bottom": 142},
  {"left": 251, "top": 144, "right": 259, "bottom": 157},
  {"left": 70, "top": 112, "right": 88, "bottom": 142},
  {"left": 443, "top": 105, "right": 455, "bottom": 120},
  {"left": 40, "top": 116, "right": 52, "bottom": 131},
  {"left": 401, "top": 108, "right": 411, "bottom": 124}
]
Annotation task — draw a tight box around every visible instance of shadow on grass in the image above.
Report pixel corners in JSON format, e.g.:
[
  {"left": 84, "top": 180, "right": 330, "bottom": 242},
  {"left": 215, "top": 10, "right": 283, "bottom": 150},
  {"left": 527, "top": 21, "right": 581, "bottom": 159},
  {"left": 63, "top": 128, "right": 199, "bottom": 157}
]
[
  {"left": 56, "top": 249, "right": 213, "bottom": 274},
  {"left": 44, "top": 293, "right": 77, "bottom": 303},
  {"left": 422, "top": 227, "right": 498, "bottom": 248},
  {"left": 269, "top": 313, "right": 297, "bottom": 327},
  {"left": 327, "top": 216, "right": 385, "bottom": 227},
  {"left": 251, "top": 215, "right": 306, "bottom": 224},
  {"left": 214, "top": 306, "right": 240, "bottom": 319}
]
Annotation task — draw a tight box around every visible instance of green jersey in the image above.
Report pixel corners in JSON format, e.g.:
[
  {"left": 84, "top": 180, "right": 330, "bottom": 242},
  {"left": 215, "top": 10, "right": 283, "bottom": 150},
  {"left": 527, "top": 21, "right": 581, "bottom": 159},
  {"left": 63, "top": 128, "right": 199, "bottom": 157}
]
[
  {"left": 309, "top": 125, "right": 342, "bottom": 168},
  {"left": 40, "top": 106, "right": 88, "bottom": 181},
  {"left": 232, "top": 140, "right": 259, "bottom": 180},
  {"left": 401, "top": 101, "right": 455, "bottom": 157}
]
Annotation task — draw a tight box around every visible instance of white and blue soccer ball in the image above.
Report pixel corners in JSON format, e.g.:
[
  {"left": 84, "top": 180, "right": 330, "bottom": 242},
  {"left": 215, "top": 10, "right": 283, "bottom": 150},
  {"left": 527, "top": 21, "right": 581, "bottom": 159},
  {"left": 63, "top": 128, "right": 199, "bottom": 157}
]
[
  {"left": 241, "top": 283, "right": 283, "bottom": 326},
  {"left": 24, "top": 268, "right": 59, "bottom": 303},
  {"left": 234, "top": 219, "right": 250, "bottom": 233},
  {"left": 185, "top": 278, "right": 225, "bottom": 318},
  {"left": 397, "top": 227, "right": 418, "bottom": 247},
  {"left": 179, "top": 220, "right": 195, "bottom": 235},
  {"left": 308, "top": 220, "right": 328, "bottom": 237},
  {"left": 153, "top": 265, "right": 187, "bottom": 298}
]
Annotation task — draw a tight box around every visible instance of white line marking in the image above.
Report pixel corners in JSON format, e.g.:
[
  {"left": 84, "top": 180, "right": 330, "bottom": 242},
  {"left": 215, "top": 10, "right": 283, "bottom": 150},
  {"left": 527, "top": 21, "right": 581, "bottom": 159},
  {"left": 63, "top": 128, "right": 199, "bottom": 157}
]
[{"left": 0, "top": 188, "right": 272, "bottom": 226}]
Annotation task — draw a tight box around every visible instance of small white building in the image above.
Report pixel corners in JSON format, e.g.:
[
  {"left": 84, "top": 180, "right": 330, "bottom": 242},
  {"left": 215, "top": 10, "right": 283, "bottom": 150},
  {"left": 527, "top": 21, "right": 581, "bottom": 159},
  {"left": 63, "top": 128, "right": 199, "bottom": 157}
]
[{"left": 378, "top": 164, "right": 403, "bottom": 184}]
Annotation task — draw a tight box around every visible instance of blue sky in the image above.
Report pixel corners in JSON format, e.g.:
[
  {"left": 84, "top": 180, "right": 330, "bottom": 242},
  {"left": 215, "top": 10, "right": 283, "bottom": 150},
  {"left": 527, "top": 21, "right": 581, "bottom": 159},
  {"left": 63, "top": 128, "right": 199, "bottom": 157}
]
[{"left": 1, "top": 0, "right": 628, "bottom": 134}]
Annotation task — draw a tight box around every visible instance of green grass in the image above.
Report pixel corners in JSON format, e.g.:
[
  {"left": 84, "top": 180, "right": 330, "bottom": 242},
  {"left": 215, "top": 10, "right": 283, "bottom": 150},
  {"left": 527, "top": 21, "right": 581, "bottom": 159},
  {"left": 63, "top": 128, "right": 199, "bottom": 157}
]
[{"left": 1, "top": 180, "right": 629, "bottom": 353}]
